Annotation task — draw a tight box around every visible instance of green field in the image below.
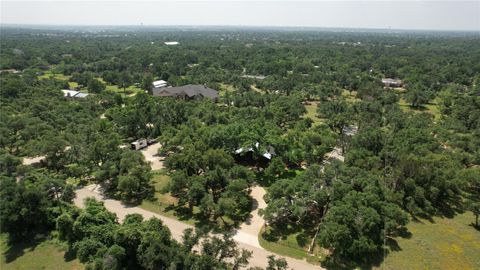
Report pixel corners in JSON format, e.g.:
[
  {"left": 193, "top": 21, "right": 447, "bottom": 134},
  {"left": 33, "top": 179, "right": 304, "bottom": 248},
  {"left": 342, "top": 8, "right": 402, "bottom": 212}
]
[
  {"left": 38, "top": 71, "right": 79, "bottom": 89},
  {"left": 0, "top": 234, "right": 83, "bottom": 270},
  {"left": 38, "top": 71, "right": 71, "bottom": 81},
  {"left": 105, "top": 84, "right": 144, "bottom": 96},
  {"left": 341, "top": 89, "right": 361, "bottom": 103},
  {"left": 259, "top": 212, "right": 480, "bottom": 269},
  {"left": 303, "top": 101, "right": 324, "bottom": 125},
  {"left": 38, "top": 71, "right": 143, "bottom": 96},
  {"left": 398, "top": 97, "right": 442, "bottom": 121},
  {"left": 375, "top": 212, "right": 480, "bottom": 270}
]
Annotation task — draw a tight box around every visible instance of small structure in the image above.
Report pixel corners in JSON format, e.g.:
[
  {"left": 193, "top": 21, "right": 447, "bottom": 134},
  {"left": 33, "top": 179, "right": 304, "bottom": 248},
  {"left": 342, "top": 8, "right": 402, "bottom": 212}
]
[
  {"left": 152, "top": 84, "right": 219, "bottom": 101},
  {"left": 153, "top": 80, "right": 167, "bottom": 88},
  {"left": 62, "top": 89, "right": 89, "bottom": 98},
  {"left": 0, "top": 69, "right": 21, "bottom": 74},
  {"left": 235, "top": 142, "right": 276, "bottom": 160},
  {"left": 131, "top": 138, "right": 156, "bottom": 150},
  {"left": 241, "top": 75, "right": 266, "bottom": 80},
  {"left": 131, "top": 138, "right": 148, "bottom": 150},
  {"left": 234, "top": 142, "right": 276, "bottom": 167},
  {"left": 164, "top": 41, "right": 179, "bottom": 46},
  {"left": 381, "top": 78, "right": 403, "bottom": 88}
]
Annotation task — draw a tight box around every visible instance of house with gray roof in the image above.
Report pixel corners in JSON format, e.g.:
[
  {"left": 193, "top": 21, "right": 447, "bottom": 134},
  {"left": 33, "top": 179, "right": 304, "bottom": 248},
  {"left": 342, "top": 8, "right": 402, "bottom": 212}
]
[{"left": 152, "top": 84, "right": 219, "bottom": 101}]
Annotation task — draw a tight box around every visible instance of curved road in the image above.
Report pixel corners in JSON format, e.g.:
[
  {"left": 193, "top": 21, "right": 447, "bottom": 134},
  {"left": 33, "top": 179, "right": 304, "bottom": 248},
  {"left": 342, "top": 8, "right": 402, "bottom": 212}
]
[{"left": 74, "top": 185, "right": 323, "bottom": 269}]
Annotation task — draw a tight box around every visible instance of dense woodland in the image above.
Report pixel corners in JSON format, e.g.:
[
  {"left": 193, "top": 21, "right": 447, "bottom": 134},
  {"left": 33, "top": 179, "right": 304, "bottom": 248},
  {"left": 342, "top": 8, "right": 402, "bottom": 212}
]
[{"left": 1, "top": 27, "right": 479, "bottom": 269}]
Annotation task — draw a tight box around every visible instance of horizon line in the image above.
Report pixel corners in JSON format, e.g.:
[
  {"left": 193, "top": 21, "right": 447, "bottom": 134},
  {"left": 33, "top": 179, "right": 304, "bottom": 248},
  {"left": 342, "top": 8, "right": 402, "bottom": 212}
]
[{"left": 1, "top": 23, "right": 479, "bottom": 33}]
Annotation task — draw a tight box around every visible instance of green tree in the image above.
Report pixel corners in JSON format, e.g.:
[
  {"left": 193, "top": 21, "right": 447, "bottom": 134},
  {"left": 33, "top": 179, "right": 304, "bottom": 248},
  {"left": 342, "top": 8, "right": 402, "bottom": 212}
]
[
  {"left": 141, "top": 73, "right": 154, "bottom": 93},
  {"left": 405, "top": 84, "right": 430, "bottom": 108},
  {"left": 87, "top": 79, "right": 106, "bottom": 94},
  {"left": 460, "top": 168, "right": 480, "bottom": 228},
  {"left": 117, "top": 150, "right": 153, "bottom": 203}
]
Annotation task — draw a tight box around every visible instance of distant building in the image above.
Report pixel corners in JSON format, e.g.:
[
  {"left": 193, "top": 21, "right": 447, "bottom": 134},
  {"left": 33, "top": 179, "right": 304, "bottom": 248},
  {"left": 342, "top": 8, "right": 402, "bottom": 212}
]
[
  {"left": 152, "top": 84, "right": 219, "bottom": 101},
  {"left": 164, "top": 41, "right": 179, "bottom": 46},
  {"left": 62, "top": 89, "right": 89, "bottom": 98},
  {"left": 241, "top": 75, "right": 266, "bottom": 80},
  {"left": 153, "top": 80, "right": 167, "bottom": 88},
  {"left": 0, "top": 69, "right": 21, "bottom": 74},
  {"left": 382, "top": 78, "right": 404, "bottom": 88}
]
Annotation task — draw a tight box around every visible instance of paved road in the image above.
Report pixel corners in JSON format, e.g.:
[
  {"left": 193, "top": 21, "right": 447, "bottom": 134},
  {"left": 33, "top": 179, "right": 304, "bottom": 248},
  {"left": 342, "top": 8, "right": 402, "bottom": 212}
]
[
  {"left": 140, "top": 143, "right": 164, "bottom": 171},
  {"left": 234, "top": 186, "right": 267, "bottom": 248},
  {"left": 74, "top": 185, "right": 324, "bottom": 269}
]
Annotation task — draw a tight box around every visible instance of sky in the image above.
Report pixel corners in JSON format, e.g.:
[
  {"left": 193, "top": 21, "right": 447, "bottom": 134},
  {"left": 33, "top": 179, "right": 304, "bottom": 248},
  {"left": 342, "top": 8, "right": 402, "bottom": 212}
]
[{"left": 1, "top": 1, "right": 479, "bottom": 31}]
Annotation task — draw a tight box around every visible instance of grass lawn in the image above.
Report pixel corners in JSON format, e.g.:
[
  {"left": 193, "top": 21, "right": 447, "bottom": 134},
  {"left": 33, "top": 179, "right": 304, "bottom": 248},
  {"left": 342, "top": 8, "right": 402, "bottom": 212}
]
[
  {"left": 303, "top": 101, "right": 324, "bottom": 125},
  {"left": 0, "top": 234, "right": 83, "bottom": 270},
  {"left": 341, "top": 89, "right": 360, "bottom": 103},
  {"left": 259, "top": 225, "right": 324, "bottom": 265},
  {"left": 260, "top": 212, "right": 479, "bottom": 269},
  {"left": 140, "top": 173, "right": 201, "bottom": 226},
  {"left": 105, "top": 84, "right": 144, "bottom": 97},
  {"left": 398, "top": 97, "right": 441, "bottom": 121},
  {"left": 38, "top": 71, "right": 71, "bottom": 81},
  {"left": 376, "top": 212, "right": 480, "bottom": 270}
]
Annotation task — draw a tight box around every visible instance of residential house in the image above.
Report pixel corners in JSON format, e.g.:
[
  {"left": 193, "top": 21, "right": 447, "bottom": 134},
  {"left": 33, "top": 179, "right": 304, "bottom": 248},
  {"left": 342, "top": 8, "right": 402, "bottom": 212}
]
[{"left": 152, "top": 84, "right": 219, "bottom": 101}]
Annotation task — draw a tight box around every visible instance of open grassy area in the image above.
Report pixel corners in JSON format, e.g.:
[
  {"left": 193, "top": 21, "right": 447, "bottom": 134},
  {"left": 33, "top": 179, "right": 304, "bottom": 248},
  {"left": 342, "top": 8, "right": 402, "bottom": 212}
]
[
  {"left": 259, "top": 225, "right": 324, "bottom": 265},
  {"left": 0, "top": 234, "right": 83, "bottom": 270},
  {"left": 38, "top": 70, "right": 71, "bottom": 81},
  {"left": 341, "top": 89, "right": 360, "bottom": 103},
  {"left": 376, "top": 212, "right": 480, "bottom": 270},
  {"left": 105, "top": 84, "right": 144, "bottom": 96},
  {"left": 398, "top": 97, "right": 442, "bottom": 121},
  {"left": 38, "top": 71, "right": 78, "bottom": 89},
  {"left": 303, "top": 101, "right": 324, "bottom": 125},
  {"left": 140, "top": 173, "right": 201, "bottom": 226},
  {"left": 260, "top": 212, "right": 479, "bottom": 269}
]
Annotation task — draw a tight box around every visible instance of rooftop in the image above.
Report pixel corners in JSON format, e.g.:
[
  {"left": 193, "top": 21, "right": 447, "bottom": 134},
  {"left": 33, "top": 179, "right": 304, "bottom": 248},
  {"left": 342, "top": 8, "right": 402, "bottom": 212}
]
[
  {"left": 61, "top": 89, "right": 89, "bottom": 98},
  {"left": 152, "top": 84, "right": 219, "bottom": 100}
]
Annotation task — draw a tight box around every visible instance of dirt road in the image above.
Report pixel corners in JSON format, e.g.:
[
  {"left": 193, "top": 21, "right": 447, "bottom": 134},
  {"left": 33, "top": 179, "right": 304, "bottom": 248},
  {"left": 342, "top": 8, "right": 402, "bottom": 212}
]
[{"left": 74, "top": 185, "right": 323, "bottom": 269}]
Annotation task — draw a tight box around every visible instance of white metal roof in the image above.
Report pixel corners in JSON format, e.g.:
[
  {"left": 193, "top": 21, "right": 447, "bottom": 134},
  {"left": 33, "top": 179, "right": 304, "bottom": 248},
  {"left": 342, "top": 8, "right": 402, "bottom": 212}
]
[
  {"left": 61, "top": 89, "right": 89, "bottom": 98},
  {"left": 153, "top": 80, "right": 167, "bottom": 88}
]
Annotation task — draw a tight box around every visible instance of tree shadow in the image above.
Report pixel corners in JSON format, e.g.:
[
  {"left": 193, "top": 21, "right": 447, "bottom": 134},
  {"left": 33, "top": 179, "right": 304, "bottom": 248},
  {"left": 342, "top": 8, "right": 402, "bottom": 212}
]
[
  {"left": 2, "top": 235, "right": 46, "bottom": 263},
  {"left": 261, "top": 223, "right": 309, "bottom": 248},
  {"left": 163, "top": 204, "right": 230, "bottom": 233},
  {"left": 295, "top": 233, "right": 308, "bottom": 248},
  {"left": 242, "top": 198, "right": 259, "bottom": 226},
  {"left": 63, "top": 247, "right": 77, "bottom": 262}
]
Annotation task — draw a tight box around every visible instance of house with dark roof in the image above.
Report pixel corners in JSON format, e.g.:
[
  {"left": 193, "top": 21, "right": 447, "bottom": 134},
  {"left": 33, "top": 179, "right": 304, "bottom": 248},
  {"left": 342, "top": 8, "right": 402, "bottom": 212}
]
[{"left": 152, "top": 84, "right": 219, "bottom": 101}]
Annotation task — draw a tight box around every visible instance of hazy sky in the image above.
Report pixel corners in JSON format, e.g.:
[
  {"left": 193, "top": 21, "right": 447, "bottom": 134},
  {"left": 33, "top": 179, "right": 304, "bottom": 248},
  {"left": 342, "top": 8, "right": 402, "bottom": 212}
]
[{"left": 1, "top": 1, "right": 479, "bottom": 31}]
